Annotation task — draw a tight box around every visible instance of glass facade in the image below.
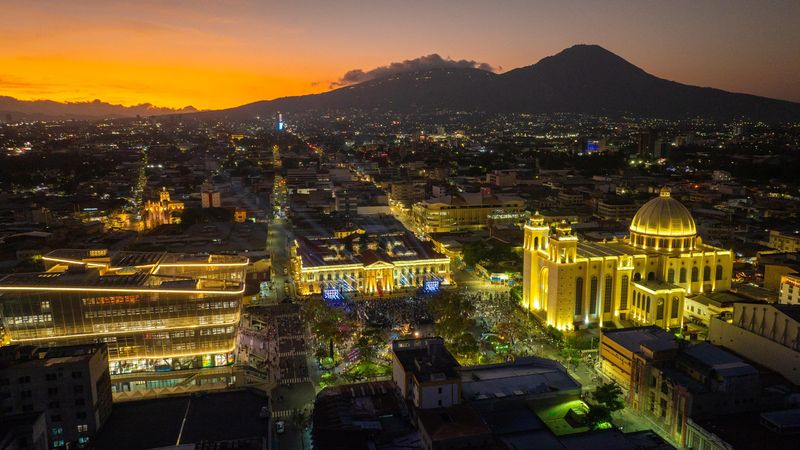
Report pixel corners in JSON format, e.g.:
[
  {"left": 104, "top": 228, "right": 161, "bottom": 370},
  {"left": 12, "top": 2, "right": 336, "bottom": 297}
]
[{"left": 0, "top": 250, "right": 247, "bottom": 379}]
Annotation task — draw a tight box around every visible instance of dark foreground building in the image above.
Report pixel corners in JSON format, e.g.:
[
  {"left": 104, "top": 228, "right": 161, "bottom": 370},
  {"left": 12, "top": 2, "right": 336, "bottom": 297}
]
[
  {"left": 94, "top": 388, "right": 271, "bottom": 450},
  {"left": 0, "top": 343, "right": 112, "bottom": 449}
]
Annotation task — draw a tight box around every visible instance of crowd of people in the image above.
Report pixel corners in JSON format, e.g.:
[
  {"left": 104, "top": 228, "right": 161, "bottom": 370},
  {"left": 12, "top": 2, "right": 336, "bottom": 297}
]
[{"left": 344, "top": 294, "right": 433, "bottom": 328}]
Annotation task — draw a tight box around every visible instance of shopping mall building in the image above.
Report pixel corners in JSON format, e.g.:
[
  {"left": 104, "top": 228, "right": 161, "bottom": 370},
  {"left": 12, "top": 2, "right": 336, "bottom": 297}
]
[{"left": 0, "top": 249, "right": 248, "bottom": 399}]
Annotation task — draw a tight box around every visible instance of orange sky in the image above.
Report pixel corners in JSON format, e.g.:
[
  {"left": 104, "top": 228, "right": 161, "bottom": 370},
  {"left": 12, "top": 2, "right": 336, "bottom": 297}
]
[{"left": 2, "top": 1, "right": 799, "bottom": 110}]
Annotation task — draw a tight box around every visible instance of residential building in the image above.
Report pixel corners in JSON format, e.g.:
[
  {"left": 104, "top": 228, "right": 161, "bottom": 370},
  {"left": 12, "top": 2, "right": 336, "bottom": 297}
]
[
  {"left": 200, "top": 182, "right": 222, "bottom": 208},
  {"left": 599, "top": 326, "right": 678, "bottom": 393},
  {"left": 596, "top": 197, "right": 640, "bottom": 221},
  {"left": 485, "top": 170, "right": 517, "bottom": 187},
  {"left": 0, "top": 412, "right": 49, "bottom": 450},
  {"left": 558, "top": 190, "right": 585, "bottom": 207},
  {"left": 684, "top": 291, "right": 752, "bottom": 327},
  {"left": 391, "top": 338, "right": 460, "bottom": 410},
  {"left": 779, "top": 273, "right": 800, "bottom": 305},
  {"left": 390, "top": 181, "right": 426, "bottom": 207},
  {"left": 768, "top": 230, "right": 800, "bottom": 253},
  {"left": 312, "top": 381, "right": 421, "bottom": 450},
  {"left": 0, "top": 344, "right": 112, "bottom": 449},
  {"left": 601, "top": 327, "right": 761, "bottom": 446},
  {"left": 685, "top": 410, "right": 800, "bottom": 450}
]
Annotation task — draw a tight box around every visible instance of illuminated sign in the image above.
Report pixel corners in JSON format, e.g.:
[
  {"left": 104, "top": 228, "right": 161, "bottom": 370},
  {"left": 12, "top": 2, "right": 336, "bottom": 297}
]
[
  {"left": 323, "top": 288, "right": 342, "bottom": 301},
  {"left": 423, "top": 279, "right": 440, "bottom": 293}
]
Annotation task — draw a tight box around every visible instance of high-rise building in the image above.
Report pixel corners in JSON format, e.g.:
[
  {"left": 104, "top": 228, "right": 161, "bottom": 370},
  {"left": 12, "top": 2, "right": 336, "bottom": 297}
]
[
  {"left": 200, "top": 183, "right": 222, "bottom": 208},
  {"left": 638, "top": 130, "right": 658, "bottom": 159},
  {"left": 276, "top": 112, "right": 285, "bottom": 132},
  {"left": 0, "top": 249, "right": 248, "bottom": 399},
  {"left": 0, "top": 343, "right": 113, "bottom": 449}
]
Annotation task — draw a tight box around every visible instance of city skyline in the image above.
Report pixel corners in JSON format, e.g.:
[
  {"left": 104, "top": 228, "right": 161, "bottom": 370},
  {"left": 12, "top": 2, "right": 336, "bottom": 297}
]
[{"left": 1, "top": 0, "right": 800, "bottom": 109}]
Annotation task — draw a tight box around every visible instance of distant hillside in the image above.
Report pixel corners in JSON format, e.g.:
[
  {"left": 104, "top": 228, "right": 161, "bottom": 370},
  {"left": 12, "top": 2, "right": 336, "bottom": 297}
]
[
  {"left": 202, "top": 45, "right": 800, "bottom": 122},
  {"left": 0, "top": 96, "right": 196, "bottom": 121}
]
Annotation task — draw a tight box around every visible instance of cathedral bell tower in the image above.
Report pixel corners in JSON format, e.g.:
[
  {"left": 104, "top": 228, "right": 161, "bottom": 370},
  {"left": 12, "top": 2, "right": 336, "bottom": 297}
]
[
  {"left": 523, "top": 212, "right": 549, "bottom": 310},
  {"left": 548, "top": 221, "right": 578, "bottom": 264}
]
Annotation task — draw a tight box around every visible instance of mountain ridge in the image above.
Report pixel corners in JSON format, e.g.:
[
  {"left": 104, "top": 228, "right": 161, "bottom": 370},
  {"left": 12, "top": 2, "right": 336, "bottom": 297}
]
[
  {"left": 3, "top": 45, "right": 798, "bottom": 122},
  {"left": 0, "top": 96, "right": 197, "bottom": 121},
  {"left": 202, "top": 44, "right": 800, "bottom": 122}
]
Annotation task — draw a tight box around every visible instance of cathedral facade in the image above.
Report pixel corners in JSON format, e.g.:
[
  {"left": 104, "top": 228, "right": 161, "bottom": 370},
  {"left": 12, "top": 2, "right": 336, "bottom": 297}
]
[{"left": 522, "top": 188, "right": 733, "bottom": 331}]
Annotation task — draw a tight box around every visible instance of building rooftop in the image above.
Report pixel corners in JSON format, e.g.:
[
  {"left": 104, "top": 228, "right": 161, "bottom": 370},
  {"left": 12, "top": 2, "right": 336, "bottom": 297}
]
[
  {"left": 0, "top": 249, "right": 247, "bottom": 293},
  {"left": 687, "top": 291, "right": 753, "bottom": 308},
  {"left": 681, "top": 342, "right": 753, "bottom": 371},
  {"left": 392, "top": 338, "right": 460, "bottom": 383},
  {"left": 94, "top": 389, "right": 269, "bottom": 450},
  {"left": 460, "top": 357, "right": 580, "bottom": 401},
  {"left": 577, "top": 238, "right": 725, "bottom": 259},
  {"left": 0, "top": 343, "right": 105, "bottom": 370},
  {"left": 694, "top": 412, "right": 798, "bottom": 450},
  {"left": 312, "top": 380, "right": 421, "bottom": 450},
  {"left": 417, "top": 404, "right": 491, "bottom": 443},
  {"left": 419, "top": 193, "right": 524, "bottom": 207},
  {"left": 602, "top": 326, "right": 678, "bottom": 354},
  {"left": 295, "top": 232, "right": 448, "bottom": 269}
]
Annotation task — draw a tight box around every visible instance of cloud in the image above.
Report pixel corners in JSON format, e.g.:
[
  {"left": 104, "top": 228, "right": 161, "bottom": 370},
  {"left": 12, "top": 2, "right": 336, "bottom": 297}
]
[{"left": 330, "top": 54, "right": 498, "bottom": 88}]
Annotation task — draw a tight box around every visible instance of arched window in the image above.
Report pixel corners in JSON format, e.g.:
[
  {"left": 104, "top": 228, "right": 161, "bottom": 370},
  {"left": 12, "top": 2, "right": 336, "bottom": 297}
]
[
  {"left": 645, "top": 296, "right": 651, "bottom": 313},
  {"left": 680, "top": 268, "right": 687, "bottom": 283},
  {"left": 647, "top": 272, "right": 655, "bottom": 281},
  {"left": 703, "top": 266, "right": 711, "bottom": 281},
  {"left": 575, "top": 277, "right": 583, "bottom": 315},
  {"left": 671, "top": 297, "right": 680, "bottom": 319},
  {"left": 656, "top": 299, "right": 665, "bottom": 320},
  {"left": 691, "top": 267, "right": 699, "bottom": 282},
  {"left": 604, "top": 276, "right": 613, "bottom": 313},
  {"left": 590, "top": 277, "right": 598, "bottom": 314},
  {"left": 634, "top": 272, "right": 642, "bottom": 282},
  {"left": 620, "top": 276, "right": 629, "bottom": 309},
  {"left": 667, "top": 269, "right": 675, "bottom": 283},
  {"left": 716, "top": 265, "right": 723, "bottom": 280},
  {"left": 534, "top": 237, "right": 538, "bottom": 249}
]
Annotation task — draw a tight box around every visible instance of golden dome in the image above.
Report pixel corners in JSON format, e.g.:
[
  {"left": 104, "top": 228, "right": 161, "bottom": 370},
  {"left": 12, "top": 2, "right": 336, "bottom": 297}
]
[{"left": 630, "top": 187, "right": 696, "bottom": 239}]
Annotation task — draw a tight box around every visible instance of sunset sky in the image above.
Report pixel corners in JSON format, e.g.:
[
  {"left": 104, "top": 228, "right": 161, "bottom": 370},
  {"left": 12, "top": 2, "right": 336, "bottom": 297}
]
[{"left": 2, "top": 0, "right": 799, "bottom": 110}]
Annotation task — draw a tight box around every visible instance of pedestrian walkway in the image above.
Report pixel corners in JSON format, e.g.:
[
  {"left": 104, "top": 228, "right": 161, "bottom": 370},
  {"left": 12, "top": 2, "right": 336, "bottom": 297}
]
[
  {"left": 272, "top": 409, "right": 294, "bottom": 419},
  {"left": 280, "top": 376, "right": 310, "bottom": 385}
]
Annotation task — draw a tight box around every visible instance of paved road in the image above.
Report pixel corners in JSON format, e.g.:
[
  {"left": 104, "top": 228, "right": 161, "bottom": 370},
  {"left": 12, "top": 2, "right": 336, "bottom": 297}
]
[
  {"left": 272, "top": 381, "right": 315, "bottom": 450},
  {"left": 266, "top": 147, "right": 311, "bottom": 450},
  {"left": 267, "top": 217, "right": 295, "bottom": 301},
  {"left": 452, "top": 266, "right": 510, "bottom": 296}
]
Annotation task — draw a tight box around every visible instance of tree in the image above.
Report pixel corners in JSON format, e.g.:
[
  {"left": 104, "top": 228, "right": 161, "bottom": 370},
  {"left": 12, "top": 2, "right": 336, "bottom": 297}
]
[
  {"left": 427, "top": 291, "right": 477, "bottom": 343},
  {"left": 451, "top": 332, "right": 479, "bottom": 357},
  {"left": 592, "top": 382, "right": 625, "bottom": 413},
  {"left": 584, "top": 405, "right": 612, "bottom": 430}
]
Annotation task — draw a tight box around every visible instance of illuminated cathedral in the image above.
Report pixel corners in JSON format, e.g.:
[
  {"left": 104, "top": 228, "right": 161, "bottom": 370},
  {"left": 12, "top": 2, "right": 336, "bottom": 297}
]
[{"left": 522, "top": 187, "right": 733, "bottom": 331}]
